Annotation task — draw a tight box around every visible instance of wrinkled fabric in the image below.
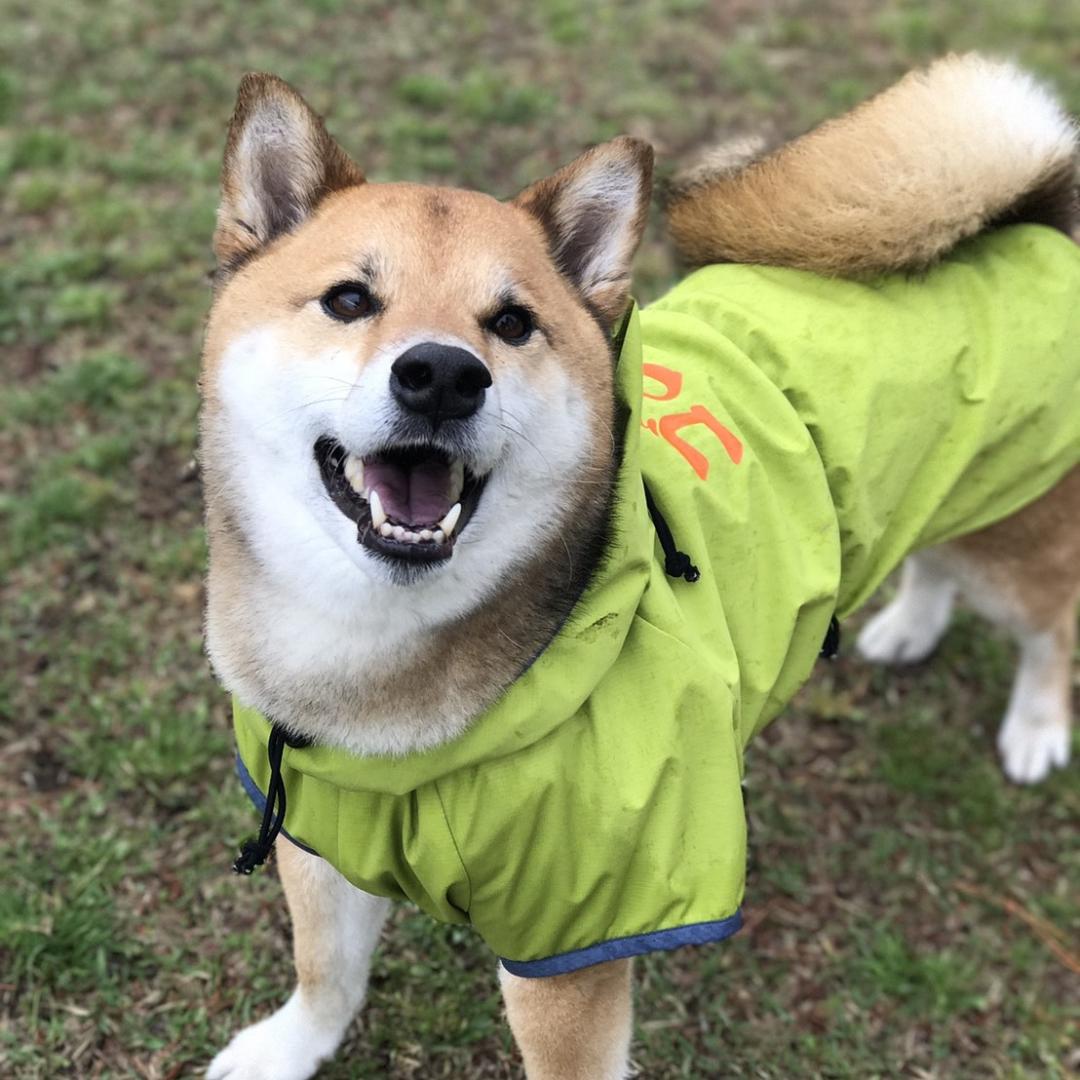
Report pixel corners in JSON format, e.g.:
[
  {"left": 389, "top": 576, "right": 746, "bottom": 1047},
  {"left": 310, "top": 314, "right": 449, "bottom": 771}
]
[{"left": 235, "top": 224, "right": 1080, "bottom": 973}]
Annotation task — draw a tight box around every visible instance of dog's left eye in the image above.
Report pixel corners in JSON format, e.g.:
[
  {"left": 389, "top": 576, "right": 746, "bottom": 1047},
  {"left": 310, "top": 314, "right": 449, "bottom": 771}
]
[
  {"left": 488, "top": 306, "right": 533, "bottom": 345},
  {"left": 322, "top": 283, "right": 379, "bottom": 322}
]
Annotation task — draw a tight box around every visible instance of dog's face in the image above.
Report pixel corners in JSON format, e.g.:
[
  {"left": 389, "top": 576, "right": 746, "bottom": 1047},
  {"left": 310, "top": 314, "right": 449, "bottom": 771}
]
[{"left": 201, "top": 75, "right": 652, "bottom": 632}]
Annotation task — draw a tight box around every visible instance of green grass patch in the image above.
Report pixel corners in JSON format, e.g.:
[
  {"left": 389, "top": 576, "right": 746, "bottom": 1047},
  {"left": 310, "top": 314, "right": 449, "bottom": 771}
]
[
  {"left": 2, "top": 821, "right": 145, "bottom": 996},
  {"left": 8, "top": 353, "right": 146, "bottom": 425},
  {"left": 1, "top": 473, "right": 117, "bottom": 568},
  {"left": 849, "top": 927, "right": 984, "bottom": 1019},
  {"left": 395, "top": 73, "right": 454, "bottom": 110},
  {"left": 455, "top": 70, "right": 557, "bottom": 125},
  {"left": 875, "top": 713, "right": 1008, "bottom": 834}
]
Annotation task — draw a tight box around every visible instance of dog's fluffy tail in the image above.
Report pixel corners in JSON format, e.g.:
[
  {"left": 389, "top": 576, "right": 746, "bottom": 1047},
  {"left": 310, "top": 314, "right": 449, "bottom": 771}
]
[{"left": 666, "top": 53, "right": 1078, "bottom": 278}]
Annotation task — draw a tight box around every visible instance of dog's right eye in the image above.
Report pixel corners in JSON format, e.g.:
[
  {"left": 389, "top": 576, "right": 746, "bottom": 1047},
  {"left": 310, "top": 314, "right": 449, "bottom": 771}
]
[
  {"left": 488, "top": 305, "right": 533, "bottom": 345},
  {"left": 322, "top": 283, "right": 379, "bottom": 322}
]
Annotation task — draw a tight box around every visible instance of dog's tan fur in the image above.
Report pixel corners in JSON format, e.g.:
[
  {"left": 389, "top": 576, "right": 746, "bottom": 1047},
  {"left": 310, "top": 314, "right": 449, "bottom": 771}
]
[
  {"left": 950, "top": 466, "right": 1080, "bottom": 629},
  {"left": 205, "top": 55, "right": 1077, "bottom": 1080},
  {"left": 500, "top": 957, "right": 634, "bottom": 1079},
  {"left": 667, "top": 54, "right": 1078, "bottom": 276}
]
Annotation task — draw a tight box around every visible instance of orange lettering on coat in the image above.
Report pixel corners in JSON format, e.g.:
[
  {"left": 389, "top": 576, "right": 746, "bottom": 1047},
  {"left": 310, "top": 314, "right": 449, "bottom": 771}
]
[
  {"left": 643, "top": 363, "right": 682, "bottom": 402},
  {"left": 641, "top": 362, "right": 743, "bottom": 478},
  {"left": 657, "top": 405, "right": 744, "bottom": 479}
]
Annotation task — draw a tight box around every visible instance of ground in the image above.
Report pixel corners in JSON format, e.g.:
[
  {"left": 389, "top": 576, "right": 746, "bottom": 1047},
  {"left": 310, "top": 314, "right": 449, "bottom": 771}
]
[{"left": 1, "top": 0, "right": 1078, "bottom": 1076}]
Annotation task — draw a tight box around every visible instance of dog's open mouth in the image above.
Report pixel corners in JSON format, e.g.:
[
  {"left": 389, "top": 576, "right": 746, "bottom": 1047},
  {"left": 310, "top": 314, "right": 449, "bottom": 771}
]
[{"left": 314, "top": 437, "right": 486, "bottom": 564}]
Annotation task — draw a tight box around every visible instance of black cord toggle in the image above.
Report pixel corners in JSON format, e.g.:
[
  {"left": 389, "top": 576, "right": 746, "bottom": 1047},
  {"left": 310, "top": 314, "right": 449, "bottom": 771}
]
[
  {"left": 663, "top": 550, "right": 701, "bottom": 582},
  {"left": 643, "top": 484, "right": 838, "bottom": 655},
  {"left": 644, "top": 483, "right": 700, "bottom": 583},
  {"left": 233, "top": 724, "right": 312, "bottom": 875}
]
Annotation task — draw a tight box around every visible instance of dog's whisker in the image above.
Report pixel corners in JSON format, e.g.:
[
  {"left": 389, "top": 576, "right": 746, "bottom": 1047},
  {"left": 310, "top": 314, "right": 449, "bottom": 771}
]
[{"left": 285, "top": 394, "right": 352, "bottom": 414}]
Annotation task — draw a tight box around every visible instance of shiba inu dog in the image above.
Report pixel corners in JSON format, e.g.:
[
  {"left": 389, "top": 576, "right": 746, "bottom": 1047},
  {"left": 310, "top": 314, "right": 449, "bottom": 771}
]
[{"left": 202, "top": 54, "right": 1078, "bottom": 1079}]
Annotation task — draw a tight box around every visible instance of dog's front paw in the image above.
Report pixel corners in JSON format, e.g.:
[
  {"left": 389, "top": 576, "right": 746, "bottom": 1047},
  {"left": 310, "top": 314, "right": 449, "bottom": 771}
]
[
  {"left": 856, "top": 599, "right": 949, "bottom": 666},
  {"left": 208, "top": 992, "right": 345, "bottom": 1080},
  {"left": 998, "top": 707, "right": 1070, "bottom": 785}
]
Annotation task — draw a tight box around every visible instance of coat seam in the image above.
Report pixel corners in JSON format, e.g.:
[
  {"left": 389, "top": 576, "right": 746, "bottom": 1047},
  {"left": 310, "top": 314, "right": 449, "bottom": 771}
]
[{"left": 433, "top": 780, "right": 473, "bottom": 915}]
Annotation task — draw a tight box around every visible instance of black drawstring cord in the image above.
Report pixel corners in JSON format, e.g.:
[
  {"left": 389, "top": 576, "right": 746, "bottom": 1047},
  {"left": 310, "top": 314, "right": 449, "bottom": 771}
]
[
  {"left": 644, "top": 480, "right": 841, "bottom": 656},
  {"left": 234, "top": 724, "right": 311, "bottom": 875},
  {"left": 644, "top": 483, "right": 700, "bottom": 583}
]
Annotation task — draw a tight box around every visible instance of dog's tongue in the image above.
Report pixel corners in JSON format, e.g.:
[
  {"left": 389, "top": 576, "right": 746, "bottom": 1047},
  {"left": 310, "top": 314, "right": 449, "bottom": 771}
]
[{"left": 364, "top": 457, "right": 452, "bottom": 525}]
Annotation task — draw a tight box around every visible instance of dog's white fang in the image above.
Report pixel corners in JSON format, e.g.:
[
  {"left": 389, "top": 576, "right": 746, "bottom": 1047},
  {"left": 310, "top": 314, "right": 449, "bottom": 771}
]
[
  {"left": 438, "top": 502, "right": 462, "bottom": 537},
  {"left": 369, "top": 488, "right": 387, "bottom": 529}
]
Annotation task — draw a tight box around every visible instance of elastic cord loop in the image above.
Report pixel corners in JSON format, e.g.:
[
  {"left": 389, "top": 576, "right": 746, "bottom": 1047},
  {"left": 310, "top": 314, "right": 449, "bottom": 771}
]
[{"left": 233, "top": 725, "right": 311, "bottom": 875}]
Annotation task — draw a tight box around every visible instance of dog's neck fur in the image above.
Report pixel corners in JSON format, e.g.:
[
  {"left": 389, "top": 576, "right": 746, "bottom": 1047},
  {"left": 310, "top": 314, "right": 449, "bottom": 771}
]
[{"left": 204, "top": 454, "right": 618, "bottom": 756}]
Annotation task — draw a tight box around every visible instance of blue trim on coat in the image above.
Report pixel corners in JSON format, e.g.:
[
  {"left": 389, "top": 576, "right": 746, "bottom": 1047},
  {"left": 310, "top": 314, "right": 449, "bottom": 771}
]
[
  {"left": 499, "top": 909, "right": 745, "bottom": 977},
  {"left": 234, "top": 751, "right": 320, "bottom": 857}
]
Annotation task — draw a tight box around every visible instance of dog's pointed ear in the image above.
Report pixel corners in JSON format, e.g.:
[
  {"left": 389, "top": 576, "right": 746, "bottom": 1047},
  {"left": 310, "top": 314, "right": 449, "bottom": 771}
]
[
  {"left": 214, "top": 73, "right": 364, "bottom": 270},
  {"left": 514, "top": 137, "right": 653, "bottom": 329}
]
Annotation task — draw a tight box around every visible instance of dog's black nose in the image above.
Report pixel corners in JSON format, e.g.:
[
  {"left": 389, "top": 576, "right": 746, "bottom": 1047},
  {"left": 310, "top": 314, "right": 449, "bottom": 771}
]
[{"left": 390, "top": 343, "right": 492, "bottom": 422}]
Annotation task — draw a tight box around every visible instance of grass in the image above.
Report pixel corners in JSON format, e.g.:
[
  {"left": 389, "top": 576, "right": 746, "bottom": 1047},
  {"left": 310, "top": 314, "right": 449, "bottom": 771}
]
[{"left": 2, "top": 0, "right": 1078, "bottom": 1076}]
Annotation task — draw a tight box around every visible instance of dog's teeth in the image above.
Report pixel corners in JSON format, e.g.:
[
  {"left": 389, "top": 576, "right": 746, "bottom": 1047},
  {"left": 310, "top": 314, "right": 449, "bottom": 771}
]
[
  {"left": 449, "top": 459, "right": 465, "bottom": 502},
  {"left": 378, "top": 521, "right": 393, "bottom": 537},
  {"left": 438, "top": 503, "right": 462, "bottom": 537},
  {"left": 369, "top": 489, "right": 387, "bottom": 529},
  {"left": 392, "top": 525, "right": 405, "bottom": 540},
  {"left": 344, "top": 454, "right": 365, "bottom": 494},
  {"left": 419, "top": 529, "right": 433, "bottom": 541},
  {"left": 433, "top": 528, "right": 446, "bottom": 544}
]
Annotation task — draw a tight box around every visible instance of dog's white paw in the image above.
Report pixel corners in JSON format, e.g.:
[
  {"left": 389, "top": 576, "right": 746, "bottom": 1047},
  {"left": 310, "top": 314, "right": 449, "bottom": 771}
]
[
  {"left": 207, "top": 993, "right": 344, "bottom": 1080},
  {"left": 998, "top": 709, "right": 1070, "bottom": 785},
  {"left": 856, "top": 599, "right": 949, "bottom": 665}
]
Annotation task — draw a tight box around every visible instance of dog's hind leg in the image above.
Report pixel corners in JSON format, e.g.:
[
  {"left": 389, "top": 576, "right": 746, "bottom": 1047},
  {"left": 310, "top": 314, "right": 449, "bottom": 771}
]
[
  {"left": 207, "top": 839, "right": 390, "bottom": 1080},
  {"left": 860, "top": 467, "right": 1079, "bottom": 785},
  {"left": 995, "top": 612, "right": 1074, "bottom": 783},
  {"left": 500, "top": 958, "right": 634, "bottom": 1080},
  {"left": 856, "top": 550, "right": 959, "bottom": 664},
  {"left": 945, "top": 469, "right": 1080, "bottom": 784}
]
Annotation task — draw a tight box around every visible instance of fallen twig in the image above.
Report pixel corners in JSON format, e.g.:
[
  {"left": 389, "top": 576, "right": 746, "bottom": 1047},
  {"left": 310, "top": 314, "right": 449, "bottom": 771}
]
[{"left": 954, "top": 880, "right": 1080, "bottom": 975}]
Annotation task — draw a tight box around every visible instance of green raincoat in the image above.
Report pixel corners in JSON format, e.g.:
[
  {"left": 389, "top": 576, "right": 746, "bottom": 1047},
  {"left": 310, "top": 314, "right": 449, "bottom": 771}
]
[{"left": 235, "top": 224, "right": 1080, "bottom": 975}]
